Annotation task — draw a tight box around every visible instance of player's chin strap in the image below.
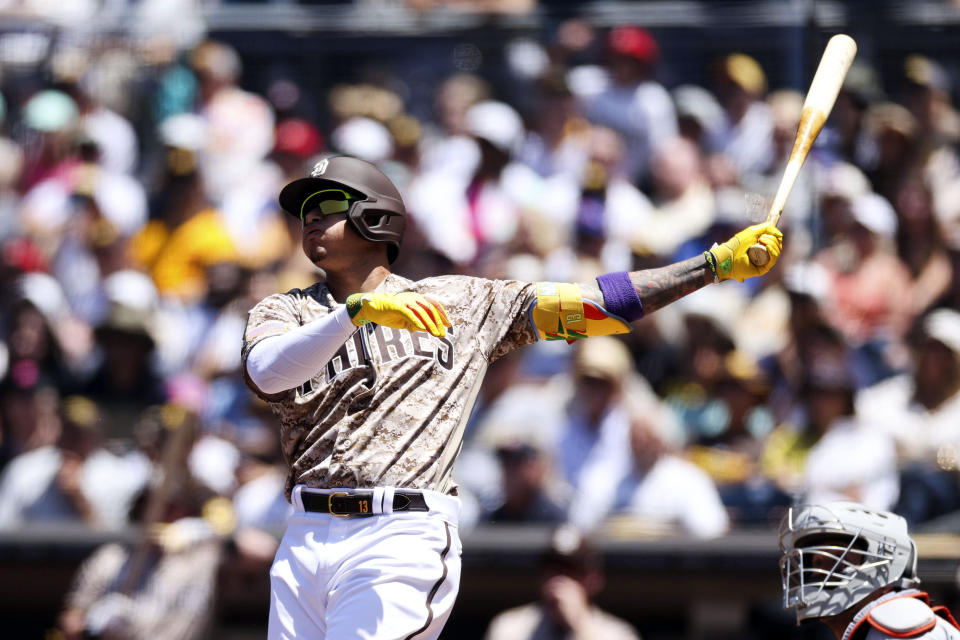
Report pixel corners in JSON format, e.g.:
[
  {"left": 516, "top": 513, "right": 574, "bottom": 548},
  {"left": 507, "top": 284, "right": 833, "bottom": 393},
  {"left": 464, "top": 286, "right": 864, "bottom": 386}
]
[{"left": 530, "top": 273, "right": 641, "bottom": 343}]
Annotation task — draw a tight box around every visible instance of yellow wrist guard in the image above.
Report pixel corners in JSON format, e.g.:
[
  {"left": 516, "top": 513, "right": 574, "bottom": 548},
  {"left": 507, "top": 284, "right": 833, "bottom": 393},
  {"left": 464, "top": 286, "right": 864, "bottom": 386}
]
[{"left": 531, "top": 282, "right": 631, "bottom": 343}]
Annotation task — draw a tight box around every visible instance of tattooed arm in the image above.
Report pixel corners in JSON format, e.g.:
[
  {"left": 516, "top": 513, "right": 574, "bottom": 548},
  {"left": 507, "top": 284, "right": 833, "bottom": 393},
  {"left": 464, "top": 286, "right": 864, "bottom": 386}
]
[
  {"left": 527, "top": 225, "right": 781, "bottom": 342},
  {"left": 578, "top": 255, "right": 714, "bottom": 315}
]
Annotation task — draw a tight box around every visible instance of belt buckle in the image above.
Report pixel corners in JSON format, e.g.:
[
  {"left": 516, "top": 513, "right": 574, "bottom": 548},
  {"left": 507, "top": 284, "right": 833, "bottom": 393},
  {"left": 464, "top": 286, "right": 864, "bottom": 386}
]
[{"left": 328, "top": 492, "right": 352, "bottom": 517}]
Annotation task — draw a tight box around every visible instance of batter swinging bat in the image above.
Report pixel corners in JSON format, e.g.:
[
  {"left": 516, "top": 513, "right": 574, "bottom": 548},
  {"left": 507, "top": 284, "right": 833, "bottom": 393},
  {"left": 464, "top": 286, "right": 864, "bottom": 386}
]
[{"left": 747, "top": 34, "right": 858, "bottom": 267}]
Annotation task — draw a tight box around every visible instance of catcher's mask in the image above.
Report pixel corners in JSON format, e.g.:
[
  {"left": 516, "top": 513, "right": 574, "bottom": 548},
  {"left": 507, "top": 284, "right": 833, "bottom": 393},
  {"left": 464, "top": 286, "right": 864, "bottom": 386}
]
[
  {"left": 280, "top": 156, "right": 405, "bottom": 263},
  {"left": 778, "top": 502, "right": 919, "bottom": 623}
]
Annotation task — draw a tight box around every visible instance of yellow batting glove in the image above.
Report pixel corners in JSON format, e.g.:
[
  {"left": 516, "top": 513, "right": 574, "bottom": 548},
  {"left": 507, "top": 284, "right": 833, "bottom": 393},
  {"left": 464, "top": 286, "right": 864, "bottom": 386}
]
[
  {"left": 705, "top": 223, "right": 783, "bottom": 282},
  {"left": 346, "top": 291, "right": 452, "bottom": 338}
]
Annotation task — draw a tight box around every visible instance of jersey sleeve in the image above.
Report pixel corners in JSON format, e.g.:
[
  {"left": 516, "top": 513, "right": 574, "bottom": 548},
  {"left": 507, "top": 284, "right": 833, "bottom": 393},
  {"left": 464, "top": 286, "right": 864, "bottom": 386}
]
[
  {"left": 476, "top": 279, "right": 538, "bottom": 362},
  {"left": 241, "top": 291, "right": 307, "bottom": 401}
]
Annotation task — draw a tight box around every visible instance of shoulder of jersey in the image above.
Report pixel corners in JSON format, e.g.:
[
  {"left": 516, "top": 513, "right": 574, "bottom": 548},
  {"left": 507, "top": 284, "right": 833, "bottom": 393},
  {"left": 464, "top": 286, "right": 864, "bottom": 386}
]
[{"left": 866, "top": 596, "right": 939, "bottom": 638}]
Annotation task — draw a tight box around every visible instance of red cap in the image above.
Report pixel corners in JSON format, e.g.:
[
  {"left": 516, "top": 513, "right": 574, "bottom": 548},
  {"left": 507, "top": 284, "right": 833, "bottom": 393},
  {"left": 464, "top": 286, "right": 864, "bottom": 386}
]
[
  {"left": 608, "top": 26, "right": 659, "bottom": 64},
  {"left": 274, "top": 118, "right": 324, "bottom": 159}
]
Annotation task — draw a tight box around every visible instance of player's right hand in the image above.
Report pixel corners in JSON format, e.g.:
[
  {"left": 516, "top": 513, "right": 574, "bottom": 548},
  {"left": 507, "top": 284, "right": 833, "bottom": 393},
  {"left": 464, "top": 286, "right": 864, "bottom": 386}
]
[
  {"left": 346, "top": 291, "right": 452, "bottom": 337},
  {"left": 708, "top": 222, "right": 783, "bottom": 282}
]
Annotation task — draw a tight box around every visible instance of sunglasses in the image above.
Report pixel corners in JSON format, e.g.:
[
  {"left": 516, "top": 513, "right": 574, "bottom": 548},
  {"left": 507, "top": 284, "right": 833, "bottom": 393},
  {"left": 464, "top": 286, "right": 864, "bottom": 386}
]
[{"left": 300, "top": 189, "right": 353, "bottom": 220}]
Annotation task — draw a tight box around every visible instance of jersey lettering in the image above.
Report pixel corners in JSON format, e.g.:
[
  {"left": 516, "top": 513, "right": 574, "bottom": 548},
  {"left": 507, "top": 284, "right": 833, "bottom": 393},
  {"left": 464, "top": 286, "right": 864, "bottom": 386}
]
[
  {"left": 373, "top": 325, "right": 408, "bottom": 362},
  {"left": 325, "top": 331, "right": 364, "bottom": 381},
  {"left": 436, "top": 328, "right": 455, "bottom": 370},
  {"left": 411, "top": 331, "right": 433, "bottom": 358}
]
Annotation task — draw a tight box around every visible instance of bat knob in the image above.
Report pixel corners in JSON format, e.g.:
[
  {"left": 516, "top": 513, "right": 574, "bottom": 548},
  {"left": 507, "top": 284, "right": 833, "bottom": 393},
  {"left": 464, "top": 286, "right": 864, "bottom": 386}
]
[{"left": 747, "top": 243, "right": 770, "bottom": 267}]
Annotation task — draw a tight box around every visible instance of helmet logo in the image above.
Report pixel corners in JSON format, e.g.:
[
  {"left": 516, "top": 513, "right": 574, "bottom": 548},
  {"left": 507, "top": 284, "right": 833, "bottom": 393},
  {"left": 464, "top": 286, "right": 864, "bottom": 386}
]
[{"left": 311, "top": 159, "right": 329, "bottom": 177}]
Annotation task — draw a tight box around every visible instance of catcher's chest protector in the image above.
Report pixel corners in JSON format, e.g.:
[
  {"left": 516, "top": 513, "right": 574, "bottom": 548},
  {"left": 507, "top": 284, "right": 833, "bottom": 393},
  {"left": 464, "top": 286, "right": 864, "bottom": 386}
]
[{"left": 845, "top": 592, "right": 960, "bottom": 640}]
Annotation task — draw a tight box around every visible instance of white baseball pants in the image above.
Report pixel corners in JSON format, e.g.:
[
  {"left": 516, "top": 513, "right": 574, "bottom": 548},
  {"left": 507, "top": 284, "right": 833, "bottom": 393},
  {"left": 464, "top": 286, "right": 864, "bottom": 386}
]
[{"left": 268, "top": 486, "right": 462, "bottom": 640}]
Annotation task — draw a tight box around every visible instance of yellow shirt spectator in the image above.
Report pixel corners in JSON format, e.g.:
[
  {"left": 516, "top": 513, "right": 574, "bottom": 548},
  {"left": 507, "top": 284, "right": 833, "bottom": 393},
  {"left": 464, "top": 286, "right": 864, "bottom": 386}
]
[{"left": 131, "top": 208, "right": 237, "bottom": 302}]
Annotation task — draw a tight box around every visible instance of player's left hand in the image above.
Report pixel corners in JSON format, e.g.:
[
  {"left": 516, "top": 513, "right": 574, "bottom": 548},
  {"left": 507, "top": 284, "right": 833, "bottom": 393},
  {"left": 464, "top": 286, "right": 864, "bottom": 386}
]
[
  {"left": 708, "top": 222, "right": 783, "bottom": 282},
  {"left": 346, "top": 291, "right": 452, "bottom": 337}
]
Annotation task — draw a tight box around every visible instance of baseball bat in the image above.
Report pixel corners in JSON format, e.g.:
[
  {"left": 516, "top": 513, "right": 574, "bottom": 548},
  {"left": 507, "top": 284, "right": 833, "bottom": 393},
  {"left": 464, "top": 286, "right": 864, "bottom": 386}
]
[{"left": 747, "top": 34, "right": 857, "bottom": 267}]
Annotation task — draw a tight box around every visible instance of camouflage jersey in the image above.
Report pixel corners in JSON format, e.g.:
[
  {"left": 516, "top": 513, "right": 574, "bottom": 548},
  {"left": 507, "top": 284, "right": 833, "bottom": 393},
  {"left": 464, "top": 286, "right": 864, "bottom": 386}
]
[{"left": 242, "top": 273, "right": 537, "bottom": 499}]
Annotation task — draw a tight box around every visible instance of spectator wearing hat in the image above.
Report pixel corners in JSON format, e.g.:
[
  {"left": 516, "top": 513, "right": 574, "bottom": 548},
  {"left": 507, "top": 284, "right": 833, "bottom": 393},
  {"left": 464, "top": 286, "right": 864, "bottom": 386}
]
[
  {"left": 578, "top": 25, "right": 676, "bottom": 184},
  {"left": 79, "top": 293, "right": 166, "bottom": 440},
  {"left": 900, "top": 54, "right": 960, "bottom": 154},
  {"left": 407, "top": 99, "right": 545, "bottom": 268},
  {"left": 130, "top": 113, "right": 237, "bottom": 303},
  {"left": 485, "top": 439, "right": 568, "bottom": 525},
  {"left": 856, "top": 308, "right": 960, "bottom": 523},
  {"left": 552, "top": 337, "right": 644, "bottom": 531},
  {"left": 484, "top": 526, "right": 640, "bottom": 640},
  {"left": 862, "top": 102, "right": 921, "bottom": 203},
  {"left": 17, "top": 89, "right": 82, "bottom": 193},
  {"left": 814, "top": 185, "right": 914, "bottom": 381},
  {"left": 709, "top": 53, "right": 774, "bottom": 183}
]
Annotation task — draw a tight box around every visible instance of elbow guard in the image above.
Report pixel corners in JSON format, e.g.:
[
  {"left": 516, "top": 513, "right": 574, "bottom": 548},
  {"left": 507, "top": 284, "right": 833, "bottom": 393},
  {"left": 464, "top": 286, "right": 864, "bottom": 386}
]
[{"left": 530, "top": 282, "right": 630, "bottom": 343}]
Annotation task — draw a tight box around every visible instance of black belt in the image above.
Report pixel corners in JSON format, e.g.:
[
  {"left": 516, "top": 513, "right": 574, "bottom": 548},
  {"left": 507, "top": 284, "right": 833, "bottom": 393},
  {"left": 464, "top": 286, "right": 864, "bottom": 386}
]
[{"left": 301, "top": 490, "right": 429, "bottom": 517}]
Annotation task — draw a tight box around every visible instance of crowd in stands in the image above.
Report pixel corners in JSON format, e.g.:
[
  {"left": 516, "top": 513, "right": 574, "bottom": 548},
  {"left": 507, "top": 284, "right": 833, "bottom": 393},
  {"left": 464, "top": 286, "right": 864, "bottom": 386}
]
[{"left": 1, "top": 11, "right": 960, "bottom": 632}]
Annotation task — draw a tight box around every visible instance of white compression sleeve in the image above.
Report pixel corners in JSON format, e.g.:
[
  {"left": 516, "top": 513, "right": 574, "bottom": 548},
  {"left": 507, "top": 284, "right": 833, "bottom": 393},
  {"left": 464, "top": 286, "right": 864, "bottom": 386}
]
[{"left": 246, "top": 306, "right": 357, "bottom": 395}]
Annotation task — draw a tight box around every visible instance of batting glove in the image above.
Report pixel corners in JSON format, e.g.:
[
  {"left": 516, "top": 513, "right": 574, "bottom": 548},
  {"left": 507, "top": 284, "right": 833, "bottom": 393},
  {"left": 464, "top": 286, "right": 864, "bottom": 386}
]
[
  {"left": 346, "top": 291, "right": 452, "bottom": 337},
  {"left": 705, "top": 223, "right": 783, "bottom": 282}
]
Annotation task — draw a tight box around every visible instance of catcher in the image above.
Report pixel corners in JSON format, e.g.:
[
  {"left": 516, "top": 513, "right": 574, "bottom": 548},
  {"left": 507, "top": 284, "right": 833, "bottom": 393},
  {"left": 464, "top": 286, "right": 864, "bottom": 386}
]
[
  {"left": 242, "top": 155, "right": 782, "bottom": 639},
  {"left": 779, "top": 501, "right": 960, "bottom": 639}
]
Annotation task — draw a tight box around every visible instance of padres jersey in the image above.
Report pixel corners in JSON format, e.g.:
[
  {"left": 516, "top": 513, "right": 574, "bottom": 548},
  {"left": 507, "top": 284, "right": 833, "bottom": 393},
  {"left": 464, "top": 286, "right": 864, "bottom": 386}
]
[{"left": 242, "top": 274, "right": 537, "bottom": 499}]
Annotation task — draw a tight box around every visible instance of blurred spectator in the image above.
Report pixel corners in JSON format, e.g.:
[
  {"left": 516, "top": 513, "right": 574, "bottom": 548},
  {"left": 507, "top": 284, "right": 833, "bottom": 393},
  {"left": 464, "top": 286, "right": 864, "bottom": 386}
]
[
  {"left": 485, "top": 440, "right": 568, "bottom": 525},
  {"left": 0, "top": 396, "right": 148, "bottom": 529},
  {"left": 595, "top": 412, "right": 729, "bottom": 539},
  {"left": 542, "top": 125, "right": 649, "bottom": 280},
  {"left": 484, "top": 526, "right": 640, "bottom": 640},
  {"left": 517, "top": 69, "right": 590, "bottom": 180},
  {"left": 710, "top": 53, "right": 774, "bottom": 183},
  {"left": 684, "top": 349, "right": 786, "bottom": 524},
  {"left": 58, "top": 451, "right": 221, "bottom": 640},
  {"left": 0, "top": 137, "right": 25, "bottom": 239},
  {"left": 892, "top": 171, "right": 952, "bottom": 316},
  {"left": 79, "top": 286, "right": 166, "bottom": 439},
  {"left": 408, "top": 99, "right": 543, "bottom": 267},
  {"left": 130, "top": 114, "right": 237, "bottom": 303},
  {"left": 815, "top": 186, "right": 913, "bottom": 381},
  {"left": 797, "top": 352, "right": 899, "bottom": 511},
  {"left": 762, "top": 319, "right": 849, "bottom": 492},
  {"left": 857, "top": 308, "right": 960, "bottom": 523},
  {"left": 899, "top": 55, "right": 960, "bottom": 155},
  {"left": 630, "top": 136, "right": 715, "bottom": 259},
  {"left": 418, "top": 72, "right": 488, "bottom": 177},
  {"left": 672, "top": 84, "right": 726, "bottom": 153},
  {"left": 0, "top": 366, "right": 60, "bottom": 467},
  {"left": 56, "top": 51, "right": 140, "bottom": 176},
  {"left": 862, "top": 102, "right": 920, "bottom": 202},
  {"left": 828, "top": 61, "right": 884, "bottom": 168},
  {"left": 17, "top": 89, "right": 81, "bottom": 193},
  {"left": 577, "top": 25, "right": 676, "bottom": 183},
  {"left": 556, "top": 337, "right": 638, "bottom": 531}
]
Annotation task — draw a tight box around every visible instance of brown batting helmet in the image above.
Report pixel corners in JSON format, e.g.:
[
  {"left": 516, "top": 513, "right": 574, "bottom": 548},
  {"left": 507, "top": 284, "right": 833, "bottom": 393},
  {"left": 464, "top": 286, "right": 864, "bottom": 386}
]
[{"left": 279, "top": 156, "right": 405, "bottom": 263}]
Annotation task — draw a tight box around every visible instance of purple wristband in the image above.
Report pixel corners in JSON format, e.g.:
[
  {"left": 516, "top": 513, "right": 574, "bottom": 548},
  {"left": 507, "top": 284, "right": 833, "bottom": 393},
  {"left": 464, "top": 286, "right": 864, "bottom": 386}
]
[{"left": 596, "top": 271, "right": 644, "bottom": 321}]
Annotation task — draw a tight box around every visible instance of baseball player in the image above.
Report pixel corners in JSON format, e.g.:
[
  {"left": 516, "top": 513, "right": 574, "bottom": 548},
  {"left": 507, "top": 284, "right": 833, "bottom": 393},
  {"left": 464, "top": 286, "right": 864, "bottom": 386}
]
[
  {"left": 242, "top": 155, "right": 782, "bottom": 639},
  {"left": 779, "top": 501, "right": 960, "bottom": 640}
]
